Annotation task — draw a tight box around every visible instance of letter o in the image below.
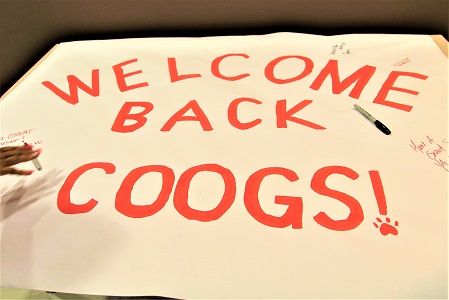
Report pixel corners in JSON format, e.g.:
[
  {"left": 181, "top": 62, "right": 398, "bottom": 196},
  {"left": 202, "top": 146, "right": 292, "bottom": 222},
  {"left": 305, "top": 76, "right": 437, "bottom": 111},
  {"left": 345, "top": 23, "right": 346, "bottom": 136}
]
[
  {"left": 265, "top": 55, "right": 314, "bottom": 84},
  {"left": 173, "top": 164, "right": 236, "bottom": 222}
]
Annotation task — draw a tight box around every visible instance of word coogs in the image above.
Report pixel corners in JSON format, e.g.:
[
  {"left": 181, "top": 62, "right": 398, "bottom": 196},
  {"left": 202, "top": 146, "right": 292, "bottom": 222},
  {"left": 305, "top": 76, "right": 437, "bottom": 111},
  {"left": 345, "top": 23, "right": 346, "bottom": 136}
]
[
  {"left": 42, "top": 54, "right": 428, "bottom": 112},
  {"left": 58, "top": 163, "right": 389, "bottom": 231}
]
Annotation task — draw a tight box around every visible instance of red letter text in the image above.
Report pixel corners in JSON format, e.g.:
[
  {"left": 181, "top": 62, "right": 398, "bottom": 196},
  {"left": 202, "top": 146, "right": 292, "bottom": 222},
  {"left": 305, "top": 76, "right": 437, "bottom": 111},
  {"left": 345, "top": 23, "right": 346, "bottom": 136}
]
[
  {"left": 311, "top": 166, "right": 364, "bottom": 231},
  {"left": 42, "top": 69, "right": 100, "bottom": 105},
  {"left": 373, "top": 71, "right": 428, "bottom": 111},
  {"left": 244, "top": 167, "right": 303, "bottom": 228},
  {"left": 211, "top": 53, "right": 250, "bottom": 81},
  {"left": 58, "top": 162, "right": 116, "bottom": 214},
  {"left": 228, "top": 97, "right": 262, "bottom": 130},
  {"left": 112, "top": 59, "right": 149, "bottom": 92},
  {"left": 115, "top": 165, "right": 175, "bottom": 218},
  {"left": 173, "top": 164, "right": 236, "bottom": 222},
  {"left": 111, "top": 102, "right": 154, "bottom": 133}
]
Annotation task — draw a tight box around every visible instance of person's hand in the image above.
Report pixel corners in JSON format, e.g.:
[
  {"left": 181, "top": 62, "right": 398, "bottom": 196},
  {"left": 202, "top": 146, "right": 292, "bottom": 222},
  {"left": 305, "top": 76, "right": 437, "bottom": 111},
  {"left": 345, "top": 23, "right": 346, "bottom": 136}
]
[{"left": 0, "top": 146, "right": 41, "bottom": 176}]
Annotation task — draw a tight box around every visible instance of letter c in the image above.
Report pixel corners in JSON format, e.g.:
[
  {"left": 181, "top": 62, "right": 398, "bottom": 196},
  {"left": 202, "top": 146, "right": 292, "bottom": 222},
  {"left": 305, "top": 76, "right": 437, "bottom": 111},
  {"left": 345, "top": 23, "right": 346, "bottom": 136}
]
[{"left": 57, "top": 162, "right": 116, "bottom": 214}]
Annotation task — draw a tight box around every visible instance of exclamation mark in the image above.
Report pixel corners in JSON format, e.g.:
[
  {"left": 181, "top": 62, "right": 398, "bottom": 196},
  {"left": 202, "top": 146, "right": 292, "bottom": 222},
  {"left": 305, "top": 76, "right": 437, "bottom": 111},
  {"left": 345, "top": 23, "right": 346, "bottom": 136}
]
[
  {"left": 369, "top": 170, "right": 387, "bottom": 215},
  {"left": 369, "top": 170, "right": 399, "bottom": 236}
]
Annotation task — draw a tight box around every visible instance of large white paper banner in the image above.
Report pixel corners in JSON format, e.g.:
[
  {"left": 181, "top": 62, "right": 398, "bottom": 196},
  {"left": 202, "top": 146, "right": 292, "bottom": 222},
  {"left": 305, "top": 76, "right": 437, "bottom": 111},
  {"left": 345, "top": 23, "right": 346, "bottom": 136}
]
[{"left": 0, "top": 33, "right": 447, "bottom": 299}]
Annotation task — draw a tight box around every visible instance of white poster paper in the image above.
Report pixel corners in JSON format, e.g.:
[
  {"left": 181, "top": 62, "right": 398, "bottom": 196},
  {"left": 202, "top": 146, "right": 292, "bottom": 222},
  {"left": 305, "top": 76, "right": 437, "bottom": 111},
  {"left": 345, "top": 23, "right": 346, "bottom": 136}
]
[{"left": 0, "top": 33, "right": 447, "bottom": 299}]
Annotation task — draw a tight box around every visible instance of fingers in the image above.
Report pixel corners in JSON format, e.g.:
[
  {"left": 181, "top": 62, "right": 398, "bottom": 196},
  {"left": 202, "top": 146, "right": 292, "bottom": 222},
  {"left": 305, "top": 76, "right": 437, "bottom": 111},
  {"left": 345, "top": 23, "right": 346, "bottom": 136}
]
[
  {"left": 0, "top": 145, "right": 36, "bottom": 158},
  {"left": 0, "top": 146, "right": 41, "bottom": 168},
  {"left": 0, "top": 167, "right": 34, "bottom": 176},
  {"left": 0, "top": 146, "right": 42, "bottom": 176}
]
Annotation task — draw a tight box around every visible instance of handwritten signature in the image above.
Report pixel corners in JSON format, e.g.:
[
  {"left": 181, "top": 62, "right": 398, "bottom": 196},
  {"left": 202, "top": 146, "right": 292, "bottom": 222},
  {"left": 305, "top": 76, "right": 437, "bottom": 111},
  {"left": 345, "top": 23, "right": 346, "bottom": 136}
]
[
  {"left": 409, "top": 135, "right": 448, "bottom": 172},
  {"left": 331, "top": 42, "right": 351, "bottom": 55},
  {"left": 393, "top": 57, "right": 411, "bottom": 67}
]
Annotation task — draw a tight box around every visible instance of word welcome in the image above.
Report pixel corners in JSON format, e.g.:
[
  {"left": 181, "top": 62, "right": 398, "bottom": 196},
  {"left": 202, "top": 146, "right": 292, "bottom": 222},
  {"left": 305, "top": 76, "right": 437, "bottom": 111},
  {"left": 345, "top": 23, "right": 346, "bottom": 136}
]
[
  {"left": 58, "top": 162, "right": 388, "bottom": 231},
  {"left": 42, "top": 54, "right": 428, "bottom": 113}
]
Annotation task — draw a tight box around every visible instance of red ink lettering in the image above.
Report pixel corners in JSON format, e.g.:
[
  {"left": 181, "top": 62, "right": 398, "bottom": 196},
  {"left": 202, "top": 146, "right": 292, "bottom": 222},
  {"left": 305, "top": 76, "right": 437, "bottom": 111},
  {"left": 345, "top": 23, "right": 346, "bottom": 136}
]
[
  {"left": 211, "top": 54, "right": 250, "bottom": 81},
  {"left": 309, "top": 60, "right": 376, "bottom": 99},
  {"left": 167, "top": 57, "right": 202, "bottom": 82},
  {"left": 311, "top": 166, "right": 364, "bottom": 231},
  {"left": 409, "top": 139, "right": 426, "bottom": 153},
  {"left": 373, "top": 71, "right": 428, "bottom": 112},
  {"left": 173, "top": 164, "right": 236, "bottom": 221},
  {"left": 244, "top": 167, "right": 303, "bottom": 229},
  {"left": 57, "top": 162, "right": 116, "bottom": 214},
  {"left": 57, "top": 162, "right": 394, "bottom": 232},
  {"left": 161, "top": 100, "right": 213, "bottom": 131},
  {"left": 426, "top": 144, "right": 446, "bottom": 160},
  {"left": 115, "top": 165, "right": 175, "bottom": 218},
  {"left": 111, "top": 102, "right": 154, "bottom": 133},
  {"left": 228, "top": 97, "right": 262, "bottom": 130},
  {"left": 112, "top": 59, "right": 149, "bottom": 92},
  {"left": 276, "top": 99, "right": 326, "bottom": 130},
  {"left": 433, "top": 159, "right": 449, "bottom": 171},
  {"left": 265, "top": 56, "right": 313, "bottom": 84},
  {"left": 368, "top": 170, "right": 388, "bottom": 215},
  {"left": 42, "top": 70, "right": 100, "bottom": 105}
]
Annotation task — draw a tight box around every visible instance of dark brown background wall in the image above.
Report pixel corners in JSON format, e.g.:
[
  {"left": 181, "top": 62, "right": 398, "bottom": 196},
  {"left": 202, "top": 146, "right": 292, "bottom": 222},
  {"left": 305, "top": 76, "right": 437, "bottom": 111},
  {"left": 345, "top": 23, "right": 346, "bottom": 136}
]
[{"left": 1, "top": 0, "right": 448, "bottom": 96}]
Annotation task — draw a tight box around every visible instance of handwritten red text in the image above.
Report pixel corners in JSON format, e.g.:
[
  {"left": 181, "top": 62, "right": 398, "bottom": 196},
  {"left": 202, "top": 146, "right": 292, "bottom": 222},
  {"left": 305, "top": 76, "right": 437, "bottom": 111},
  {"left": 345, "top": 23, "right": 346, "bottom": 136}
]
[{"left": 410, "top": 135, "right": 448, "bottom": 172}]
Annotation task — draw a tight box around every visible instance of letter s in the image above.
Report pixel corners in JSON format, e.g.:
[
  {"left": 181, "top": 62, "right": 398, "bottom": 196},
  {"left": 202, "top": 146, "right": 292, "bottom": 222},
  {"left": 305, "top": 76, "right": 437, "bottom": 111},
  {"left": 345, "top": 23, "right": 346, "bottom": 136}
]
[{"left": 311, "top": 166, "right": 364, "bottom": 231}]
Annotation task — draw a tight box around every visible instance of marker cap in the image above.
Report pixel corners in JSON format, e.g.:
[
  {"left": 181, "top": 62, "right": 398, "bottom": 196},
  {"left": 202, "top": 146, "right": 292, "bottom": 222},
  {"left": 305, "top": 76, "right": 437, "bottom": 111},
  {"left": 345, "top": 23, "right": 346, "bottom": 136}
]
[{"left": 374, "top": 120, "right": 391, "bottom": 135}]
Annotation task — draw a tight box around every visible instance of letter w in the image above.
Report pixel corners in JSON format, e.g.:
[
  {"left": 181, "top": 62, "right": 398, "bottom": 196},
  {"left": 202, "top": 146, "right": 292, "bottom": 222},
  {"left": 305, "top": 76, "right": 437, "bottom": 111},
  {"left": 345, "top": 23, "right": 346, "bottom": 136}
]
[{"left": 42, "top": 69, "right": 100, "bottom": 105}]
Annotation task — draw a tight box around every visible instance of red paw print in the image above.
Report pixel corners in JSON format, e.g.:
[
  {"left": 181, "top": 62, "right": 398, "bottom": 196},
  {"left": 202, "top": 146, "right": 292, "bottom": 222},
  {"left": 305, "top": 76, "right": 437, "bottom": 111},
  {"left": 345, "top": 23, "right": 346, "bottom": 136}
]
[{"left": 373, "top": 217, "right": 399, "bottom": 236}]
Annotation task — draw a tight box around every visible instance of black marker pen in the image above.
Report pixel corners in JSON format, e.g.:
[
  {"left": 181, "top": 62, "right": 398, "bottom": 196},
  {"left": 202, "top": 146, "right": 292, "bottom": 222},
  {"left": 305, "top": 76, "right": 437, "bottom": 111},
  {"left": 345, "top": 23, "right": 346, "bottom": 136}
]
[{"left": 354, "top": 104, "right": 391, "bottom": 135}]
